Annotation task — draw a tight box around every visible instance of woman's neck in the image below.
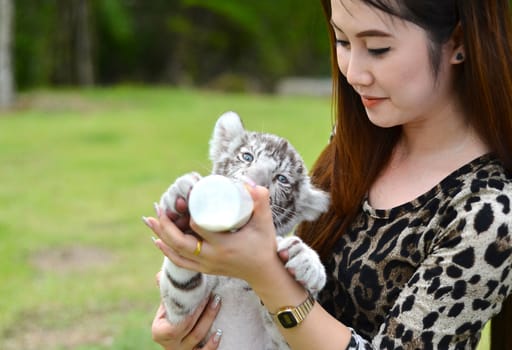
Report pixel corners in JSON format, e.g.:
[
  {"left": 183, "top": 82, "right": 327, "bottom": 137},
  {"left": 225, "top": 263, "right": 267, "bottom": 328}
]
[
  {"left": 395, "top": 100, "right": 488, "bottom": 165},
  {"left": 369, "top": 116, "right": 490, "bottom": 210}
]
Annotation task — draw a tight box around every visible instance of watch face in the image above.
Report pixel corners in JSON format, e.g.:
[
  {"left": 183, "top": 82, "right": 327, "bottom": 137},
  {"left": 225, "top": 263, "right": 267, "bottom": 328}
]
[{"left": 277, "top": 311, "right": 298, "bottom": 329}]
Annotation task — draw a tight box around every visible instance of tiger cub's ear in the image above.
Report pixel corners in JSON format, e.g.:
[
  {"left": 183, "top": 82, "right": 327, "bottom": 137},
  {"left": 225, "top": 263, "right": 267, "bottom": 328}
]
[
  {"left": 297, "top": 183, "right": 330, "bottom": 222},
  {"left": 209, "top": 111, "right": 246, "bottom": 161}
]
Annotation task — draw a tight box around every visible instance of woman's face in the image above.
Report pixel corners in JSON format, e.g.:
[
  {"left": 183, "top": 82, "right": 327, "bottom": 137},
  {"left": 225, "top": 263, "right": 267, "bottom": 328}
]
[{"left": 331, "top": 0, "right": 457, "bottom": 129}]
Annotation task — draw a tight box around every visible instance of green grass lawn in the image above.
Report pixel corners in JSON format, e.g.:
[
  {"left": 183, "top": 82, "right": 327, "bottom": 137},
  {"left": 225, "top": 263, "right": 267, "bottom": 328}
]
[
  {"left": 0, "top": 86, "right": 490, "bottom": 349},
  {"left": 0, "top": 86, "right": 332, "bottom": 349}
]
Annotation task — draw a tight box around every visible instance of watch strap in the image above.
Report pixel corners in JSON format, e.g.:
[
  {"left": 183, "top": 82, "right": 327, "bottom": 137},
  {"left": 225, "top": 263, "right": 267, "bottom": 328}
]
[{"left": 270, "top": 292, "right": 315, "bottom": 329}]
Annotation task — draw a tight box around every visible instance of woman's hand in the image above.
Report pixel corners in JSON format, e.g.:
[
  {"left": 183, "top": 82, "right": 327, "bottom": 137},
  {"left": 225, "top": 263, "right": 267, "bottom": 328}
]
[
  {"left": 145, "top": 196, "right": 223, "bottom": 349},
  {"left": 146, "top": 184, "right": 282, "bottom": 290},
  {"left": 151, "top": 273, "right": 223, "bottom": 350}
]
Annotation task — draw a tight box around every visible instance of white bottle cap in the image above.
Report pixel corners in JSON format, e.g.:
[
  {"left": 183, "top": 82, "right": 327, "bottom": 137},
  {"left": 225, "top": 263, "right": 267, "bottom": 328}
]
[{"left": 188, "top": 175, "right": 254, "bottom": 232}]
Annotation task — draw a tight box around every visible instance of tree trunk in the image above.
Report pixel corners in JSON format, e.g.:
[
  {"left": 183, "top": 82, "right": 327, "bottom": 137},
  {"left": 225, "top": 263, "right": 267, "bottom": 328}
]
[
  {"left": 73, "top": 0, "right": 94, "bottom": 86},
  {"left": 0, "top": 0, "right": 14, "bottom": 108},
  {"left": 54, "top": 0, "right": 94, "bottom": 86}
]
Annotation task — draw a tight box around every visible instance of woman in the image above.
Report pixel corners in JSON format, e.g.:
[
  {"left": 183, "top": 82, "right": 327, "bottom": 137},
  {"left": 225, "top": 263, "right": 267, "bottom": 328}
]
[{"left": 146, "top": 0, "right": 512, "bottom": 348}]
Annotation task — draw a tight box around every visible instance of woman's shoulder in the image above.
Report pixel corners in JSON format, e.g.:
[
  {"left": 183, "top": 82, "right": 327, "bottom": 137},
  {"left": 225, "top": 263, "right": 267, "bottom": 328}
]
[
  {"left": 426, "top": 154, "right": 512, "bottom": 238},
  {"left": 433, "top": 153, "right": 512, "bottom": 243},
  {"left": 441, "top": 153, "right": 512, "bottom": 198}
]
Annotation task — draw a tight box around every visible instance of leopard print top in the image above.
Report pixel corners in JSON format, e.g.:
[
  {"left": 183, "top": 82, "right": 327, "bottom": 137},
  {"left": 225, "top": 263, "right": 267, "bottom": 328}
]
[{"left": 318, "top": 154, "right": 512, "bottom": 349}]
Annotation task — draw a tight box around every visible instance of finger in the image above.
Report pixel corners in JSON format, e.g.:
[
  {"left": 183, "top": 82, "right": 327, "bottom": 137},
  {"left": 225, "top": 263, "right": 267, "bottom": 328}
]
[
  {"left": 250, "top": 185, "right": 272, "bottom": 215},
  {"left": 149, "top": 209, "right": 204, "bottom": 269},
  {"left": 198, "top": 329, "right": 223, "bottom": 350},
  {"left": 189, "top": 219, "right": 223, "bottom": 242},
  {"left": 145, "top": 217, "right": 189, "bottom": 262},
  {"left": 152, "top": 304, "right": 180, "bottom": 342},
  {"left": 152, "top": 296, "right": 210, "bottom": 345},
  {"left": 156, "top": 271, "right": 162, "bottom": 287},
  {"left": 179, "top": 295, "right": 211, "bottom": 336},
  {"left": 143, "top": 216, "right": 163, "bottom": 236},
  {"left": 154, "top": 238, "right": 202, "bottom": 271},
  {"left": 157, "top": 210, "right": 199, "bottom": 254},
  {"left": 183, "top": 295, "right": 222, "bottom": 349},
  {"left": 154, "top": 302, "right": 166, "bottom": 321}
]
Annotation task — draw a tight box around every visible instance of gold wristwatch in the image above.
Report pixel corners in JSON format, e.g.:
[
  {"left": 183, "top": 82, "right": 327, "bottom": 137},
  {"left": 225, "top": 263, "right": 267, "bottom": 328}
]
[{"left": 270, "top": 292, "right": 315, "bottom": 329}]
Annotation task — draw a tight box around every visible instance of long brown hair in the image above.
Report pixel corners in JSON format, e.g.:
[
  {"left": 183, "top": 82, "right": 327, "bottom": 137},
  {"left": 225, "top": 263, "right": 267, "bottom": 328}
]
[{"left": 297, "top": 1, "right": 512, "bottom": 349}]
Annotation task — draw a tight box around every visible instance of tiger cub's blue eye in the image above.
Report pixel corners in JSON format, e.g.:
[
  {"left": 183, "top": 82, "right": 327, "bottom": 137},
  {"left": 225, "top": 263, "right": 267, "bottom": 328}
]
[
  {"left": 241, "top": 152, "right": 254, "bottom": 162},
  {"left": 276, "top": 174, "right": 289, "bottom": 184}
]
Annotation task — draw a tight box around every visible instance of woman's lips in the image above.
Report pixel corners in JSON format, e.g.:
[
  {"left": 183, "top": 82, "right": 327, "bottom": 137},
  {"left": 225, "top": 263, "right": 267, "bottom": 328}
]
[{"left": 361, "top": 96, "right": 386, "bottom": 108}]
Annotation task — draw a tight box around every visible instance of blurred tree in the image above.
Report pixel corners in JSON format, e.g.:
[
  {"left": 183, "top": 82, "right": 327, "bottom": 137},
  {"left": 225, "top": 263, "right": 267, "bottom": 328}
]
[
  {"left": 166, "top": 1, "right": 267, "bottom": 86},
  {"left": 14, "top": 1, "right": 54, "bottom": 88},
  {"left": 91, "top": 0, "right": 136, "bottom": 83},
  {"left": 162, "top": 0, "right": 329, "bottom": 90},
  {"left": 14, "top": 0, "right": 330, "bottom": 91},
  {"left": 74, "top": 0, "right": 94, "bottom": 85},
  {"left": 53, "top": 0, "right": 94, "bottom": 85},
  {"left": 0, "top": 0, "right": 14, "bottom": 107}
]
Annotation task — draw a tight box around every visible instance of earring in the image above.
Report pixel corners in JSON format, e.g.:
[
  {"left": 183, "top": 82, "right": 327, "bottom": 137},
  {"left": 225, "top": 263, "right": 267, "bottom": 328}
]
[{"left": 455, "top": 52, "right": 464, "bottom": 62}]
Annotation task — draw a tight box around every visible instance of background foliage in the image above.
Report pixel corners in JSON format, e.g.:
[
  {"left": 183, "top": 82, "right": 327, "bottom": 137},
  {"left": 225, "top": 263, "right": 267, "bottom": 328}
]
[{"left": 15, "top": 0, "right": 330, "bottom": 91}]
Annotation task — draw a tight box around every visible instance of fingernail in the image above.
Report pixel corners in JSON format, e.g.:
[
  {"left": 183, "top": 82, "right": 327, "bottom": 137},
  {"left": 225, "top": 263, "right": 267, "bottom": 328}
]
[
  {"left": 142, "top": 216, "right": 152, "bottom": 228},
  {"left": 211, "top": 294, "right": 221, "bottom": 309},
  {"left": 241, "top": 175, "right": 256, "bottom": 188},
  {"left": 152, "top": 239, "right": 164, "bottom": 252},
  {"left": 151, "top": 237, "right": 162, "bottom": 250},
  {"left": 213, "top": 329, "right": 223, "bottom": 344},
  {"left": 153, "top": 202, "right": 161, "bottom": 217}
]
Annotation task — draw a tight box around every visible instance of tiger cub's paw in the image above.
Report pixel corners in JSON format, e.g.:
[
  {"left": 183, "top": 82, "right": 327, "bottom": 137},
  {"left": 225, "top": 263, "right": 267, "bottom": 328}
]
[
  {"left": 160, "top": 172, "right": 202, "bottom": 214},
  {"left": 277, "top": 236, "right": 326, "bottom": 294}
]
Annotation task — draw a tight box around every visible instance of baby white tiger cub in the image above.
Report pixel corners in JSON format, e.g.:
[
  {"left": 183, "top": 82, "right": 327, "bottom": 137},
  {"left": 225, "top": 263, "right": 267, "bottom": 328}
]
[{"left": 158, "top": 111, "right": 329, "bottom": 349}]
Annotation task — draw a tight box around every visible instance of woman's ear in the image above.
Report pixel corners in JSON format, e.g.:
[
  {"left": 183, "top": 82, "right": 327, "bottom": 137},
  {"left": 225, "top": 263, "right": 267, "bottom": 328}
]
[
  {"left": 449, "top": 23, "right": 465, "bottom": 64},
  {"left": 451, "top": 50, "right": 465, "bottom": 64}
]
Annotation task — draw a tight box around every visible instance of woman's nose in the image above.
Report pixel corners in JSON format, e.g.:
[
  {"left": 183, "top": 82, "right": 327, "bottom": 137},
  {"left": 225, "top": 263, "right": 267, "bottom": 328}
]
[{"left": 345, "top": 54, "right": 373, "bottom": 87}]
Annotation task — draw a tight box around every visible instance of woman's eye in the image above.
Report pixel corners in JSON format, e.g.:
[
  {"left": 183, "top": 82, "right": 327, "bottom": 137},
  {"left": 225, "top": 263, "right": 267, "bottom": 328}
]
[
  {"left": 240, "top": 152, "right": 254, "bottom": 162},
  {"left": 336, "top": 39, "right": 350, "bottom": 48},
  {"left": 336, "top": 38, "right": 390, "bottom": 56},
  {"left": 276, "top": 174, "right": 289, "bottom": 184},
  {"left": 368, "top": 47, "right": 390, "bottom": 56}
]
